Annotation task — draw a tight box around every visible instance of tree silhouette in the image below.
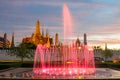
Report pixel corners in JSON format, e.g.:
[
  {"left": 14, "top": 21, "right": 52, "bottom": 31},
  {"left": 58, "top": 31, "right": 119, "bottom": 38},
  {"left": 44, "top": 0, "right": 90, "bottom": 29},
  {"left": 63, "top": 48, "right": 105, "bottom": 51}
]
[
  {"left": 101, "top": 49, "right": 113, "bottom": 61},
  {"left": 9, "top": 43, "right": 33, "bottom": 63}
]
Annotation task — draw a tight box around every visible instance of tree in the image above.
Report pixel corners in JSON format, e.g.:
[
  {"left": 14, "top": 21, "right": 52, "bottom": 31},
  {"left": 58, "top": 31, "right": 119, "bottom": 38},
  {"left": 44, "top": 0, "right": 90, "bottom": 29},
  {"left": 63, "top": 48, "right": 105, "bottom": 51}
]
[
  {"left": 93, "top": 46, "right": 102, "bottom": 51},
  {"left": 101, "top": 49, "right": 113, "bottom": 61},
  {"left": 9, "top": 43, "right": 33, "bottom": 63},
  {"left": 20, "top": 42, "right": 36, "bottom": 49},
  {"left": 93, "top": 46, "right": 103, "bottom": 56}
]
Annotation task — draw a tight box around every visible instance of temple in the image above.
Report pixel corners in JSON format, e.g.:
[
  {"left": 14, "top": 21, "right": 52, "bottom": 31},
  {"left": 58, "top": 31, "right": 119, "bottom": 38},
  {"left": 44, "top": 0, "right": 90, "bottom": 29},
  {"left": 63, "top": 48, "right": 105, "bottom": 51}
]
[{"left": 22, "top": 20, "right": 57, "bottom": 47}]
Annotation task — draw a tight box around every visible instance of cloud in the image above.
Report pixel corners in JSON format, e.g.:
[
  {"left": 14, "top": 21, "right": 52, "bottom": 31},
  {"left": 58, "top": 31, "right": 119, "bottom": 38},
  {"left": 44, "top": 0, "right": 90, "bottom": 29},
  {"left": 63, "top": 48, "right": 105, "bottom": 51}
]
[
  {"left": 0, "top": 0, "right": 120, "bottom": 48},
  {"left": 0, "top": 0, "right": 107, "bottom": 7}
]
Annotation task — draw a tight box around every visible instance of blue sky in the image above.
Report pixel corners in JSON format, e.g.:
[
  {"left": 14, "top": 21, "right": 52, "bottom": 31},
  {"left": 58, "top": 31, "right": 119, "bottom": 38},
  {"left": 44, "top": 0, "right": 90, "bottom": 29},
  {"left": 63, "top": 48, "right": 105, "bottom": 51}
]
[{"left": 0, "top": 0, "right": 120, "bottom": 49}]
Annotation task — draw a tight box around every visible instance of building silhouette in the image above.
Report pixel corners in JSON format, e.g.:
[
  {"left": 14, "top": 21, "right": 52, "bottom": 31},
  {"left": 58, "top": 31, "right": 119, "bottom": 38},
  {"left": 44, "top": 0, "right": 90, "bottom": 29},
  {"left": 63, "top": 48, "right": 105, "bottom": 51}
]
[
  {"left": 22, "top": 20, "right": 58, "bottom": 47},
  {"left": 84, "top": 33, "right": 87, "bottom": 45},
  {"left": 75, "top": 33, "right": 88, "bottom": 47},
  {"left": 10, "top": 32, "right": 15, "bottom": 48},
  {"left": 55, "top": 33, "right": 59, "bottom": 46},
  {"left": 0, "top": 33, "right": 10, "bottom": 48},
  {"left": 75, "top": 37, "right": 81, "bottom": 47}
]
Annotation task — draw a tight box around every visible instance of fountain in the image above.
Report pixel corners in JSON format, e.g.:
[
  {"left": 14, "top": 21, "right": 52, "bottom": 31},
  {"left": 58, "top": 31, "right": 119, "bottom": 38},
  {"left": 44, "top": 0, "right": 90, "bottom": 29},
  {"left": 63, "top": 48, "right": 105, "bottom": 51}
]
[
  {"left": 33, "top": 4, "right": 95, "bottom": 79},
  {"left": 1, "top": 3, "right": 120, "bottom": 79},
  {"left": 63, "top": 3, "right": 73, "bottom": 44}
]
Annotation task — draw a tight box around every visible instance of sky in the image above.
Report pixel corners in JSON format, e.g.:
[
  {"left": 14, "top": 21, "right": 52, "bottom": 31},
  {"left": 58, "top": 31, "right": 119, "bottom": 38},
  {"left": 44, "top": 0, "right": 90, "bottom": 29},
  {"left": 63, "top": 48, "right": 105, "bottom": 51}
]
[{"left": 0, "top": 0, "right": 120, "bottom": 49}]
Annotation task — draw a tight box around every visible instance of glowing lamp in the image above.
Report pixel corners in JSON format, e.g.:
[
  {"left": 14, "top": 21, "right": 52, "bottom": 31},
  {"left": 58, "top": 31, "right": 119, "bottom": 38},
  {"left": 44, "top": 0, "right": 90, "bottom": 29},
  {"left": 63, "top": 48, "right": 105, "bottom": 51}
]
[
  {"left": 66, "top": 61, "right": 73, "bottom": 64},
  {"left": 78, "top": 47, "right": 81, "bottom": 50},
  {"left": 69, "top": 70, "right": 72, "bottom": 75},
  {"left": 78, "top": 75, "right": 83, "bottom": 79},
  {"left": 42, "top": 69, "right": 46, "bottom": 73},
  {"left": 113, "top": 58, "right": 119, "bottom": 63},
  {"left": 74, "top": 69, "right": 78, "bottom": 73}
]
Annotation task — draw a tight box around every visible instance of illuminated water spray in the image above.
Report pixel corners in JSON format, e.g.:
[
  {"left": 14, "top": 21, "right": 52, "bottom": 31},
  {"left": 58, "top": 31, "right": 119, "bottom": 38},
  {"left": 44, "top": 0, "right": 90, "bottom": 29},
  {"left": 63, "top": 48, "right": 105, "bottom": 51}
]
[
  {"left": 63, "top": 4, "right": 73, "bottom": 43},
  {"left": 33, "top": 4, "right": 95, "bottom": 78}
]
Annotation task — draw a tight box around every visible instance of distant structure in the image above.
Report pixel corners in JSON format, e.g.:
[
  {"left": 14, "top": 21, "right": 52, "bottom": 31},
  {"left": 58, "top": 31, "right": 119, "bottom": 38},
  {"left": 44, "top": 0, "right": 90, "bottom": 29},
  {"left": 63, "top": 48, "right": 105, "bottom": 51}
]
[
  {"left": 55, "top": 33, "right": 59, "bottom": 46},
  {"left": 10, "top": 32, "right": 15, "bottom": 48},
  {"left": 75, "top": 33, "right": 88, "bottom": 47},
  {"left": 84, "top": 33, "right": 87, "bottom": 45},
  {"left": 0, "top": 33, "right": 10, "bottom": 48},
  {"left": 75, "top": 37, "right": 81, "bottom": 47},
  {"left": 22, "top": 20, "right": 58, "bottom": 47},
  {"left": 105, "top": 43, "right": 107, "bottom": 50},
  {"left": 3, "top": 33, "right": 7, "bottom": 48}
]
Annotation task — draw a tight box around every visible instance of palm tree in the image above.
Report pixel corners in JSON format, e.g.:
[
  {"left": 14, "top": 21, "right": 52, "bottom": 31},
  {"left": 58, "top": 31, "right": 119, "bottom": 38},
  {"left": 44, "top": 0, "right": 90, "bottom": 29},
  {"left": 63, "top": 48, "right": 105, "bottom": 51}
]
[
  {"left": 93, "top": 46, "right": 103, "bottom": 55},
  {"left": 93, "top": 46, "right": 102, "bottom": 51}
]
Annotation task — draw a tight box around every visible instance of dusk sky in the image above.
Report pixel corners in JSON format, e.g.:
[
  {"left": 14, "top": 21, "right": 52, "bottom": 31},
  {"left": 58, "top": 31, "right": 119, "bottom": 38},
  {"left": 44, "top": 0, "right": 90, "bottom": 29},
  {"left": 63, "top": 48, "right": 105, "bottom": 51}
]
[{"left": 0, "top": 0, "right": 120, "bottom": 49}]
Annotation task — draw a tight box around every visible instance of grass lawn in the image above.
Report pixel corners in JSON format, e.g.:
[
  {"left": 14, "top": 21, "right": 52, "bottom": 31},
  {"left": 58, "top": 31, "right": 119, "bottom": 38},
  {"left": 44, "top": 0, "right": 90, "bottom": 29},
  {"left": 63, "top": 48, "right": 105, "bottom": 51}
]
[{"left": 0, "top": 60, "right": 33, "bottom": 70}]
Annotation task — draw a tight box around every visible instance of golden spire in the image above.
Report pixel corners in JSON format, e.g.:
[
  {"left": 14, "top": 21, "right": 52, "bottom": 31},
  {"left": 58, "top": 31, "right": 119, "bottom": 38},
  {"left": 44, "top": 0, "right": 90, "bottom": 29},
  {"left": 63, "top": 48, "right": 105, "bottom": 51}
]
[
  {"left": 32, "top": 20, "right": 41, "bottom": 46},
  {"left": 42, "top": 25, "right": 44, "bottom": 37},
  {"left": 55, "top": 33, "right": 59, "bottom": 46},
  {"left": 10, "top": 32, "right": 15, "bottom": 48},
  {"left": 51, "top": 36, "right": 54, "bottom": 46},
  {"left": 46, "top": 37, "right": 50, "bottom": 48},
  {"left": 35, "top": 20, "right": 40, "bottom": 34},
  {"left": 46, "top": 29, "right": 49, "bottom": 37}
]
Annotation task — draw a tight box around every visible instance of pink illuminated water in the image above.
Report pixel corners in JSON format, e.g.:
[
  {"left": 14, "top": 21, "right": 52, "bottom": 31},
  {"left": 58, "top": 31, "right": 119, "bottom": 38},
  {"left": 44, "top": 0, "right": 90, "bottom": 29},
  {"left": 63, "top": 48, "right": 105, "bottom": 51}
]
[
  {"left": 63, "top": 4, "right": 73, "bottom": 44},
  {"left": 33, "top": 44, "right": 95, "bottom": 76},
  {"left": 33, "top": 4, "right": 95, "bottom": 78}
]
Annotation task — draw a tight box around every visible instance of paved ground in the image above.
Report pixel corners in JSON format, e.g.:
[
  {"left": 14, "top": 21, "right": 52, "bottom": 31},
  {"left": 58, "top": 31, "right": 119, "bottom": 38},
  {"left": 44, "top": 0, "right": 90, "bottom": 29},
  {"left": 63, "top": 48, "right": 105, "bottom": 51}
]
[
  {"left": 0, "top": 68, "right": 32, "bottom": 78},
  {"left": 0, "top": 68, "right": 120, "bottom": 79}
]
